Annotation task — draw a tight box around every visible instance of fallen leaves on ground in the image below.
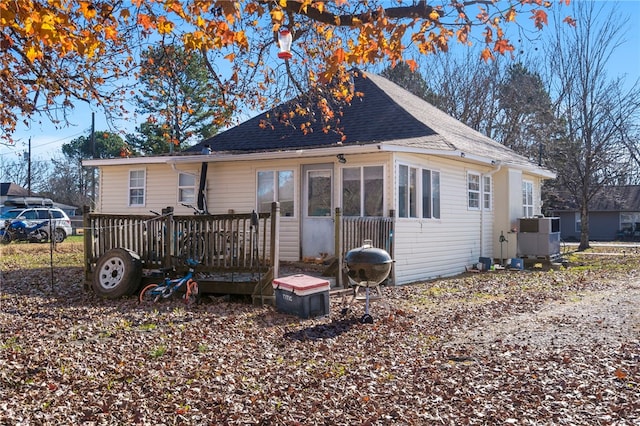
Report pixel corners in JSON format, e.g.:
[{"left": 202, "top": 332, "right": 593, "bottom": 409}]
[{"left": 0, "top": 244, "right": 638, "bottom": 425}]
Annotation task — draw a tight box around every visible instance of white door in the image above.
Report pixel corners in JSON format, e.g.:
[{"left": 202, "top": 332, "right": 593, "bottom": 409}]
[{"left": 301, "top": 164, "right": 334, "bottom": 259}]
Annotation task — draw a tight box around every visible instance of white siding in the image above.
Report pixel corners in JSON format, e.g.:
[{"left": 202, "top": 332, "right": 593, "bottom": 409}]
[
  {"left": 391, "top": 154, "right": 497, "bottom": 284},
  {"left": 96, "top": 152, "right": 542, "bottom": 284}
]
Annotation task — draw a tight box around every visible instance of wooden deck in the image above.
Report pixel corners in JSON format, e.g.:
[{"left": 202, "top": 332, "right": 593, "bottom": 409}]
[{"left": 83, "top": 203, "right": 395, "bottom": 302}]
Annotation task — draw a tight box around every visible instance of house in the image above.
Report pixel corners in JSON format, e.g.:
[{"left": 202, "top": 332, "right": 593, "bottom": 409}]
[
  {"left": 551, "top": 185, "right": 640, "bottom": 241},
  {"left": 83, "top": 71, "right": 555, "bottom": 285}
]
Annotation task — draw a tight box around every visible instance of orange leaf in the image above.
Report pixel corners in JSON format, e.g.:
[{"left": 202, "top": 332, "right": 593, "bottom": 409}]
[
  {"left": 531, "top": 9, "right": 548, "bottom": 29},
  {"left": 137, "top": 14, "right": 155, "bottom": 31},
  {"left": 505, "top": 8, "right": 516, "bottom": 22},
  {"left": 614, "top": 368, "right": 627, "bottom": 379},
  {"left": 493, "top": 39, "right": 514, "bottom": 54},
  {"left": 480, "top": 48, "right": 493, "bottom": 62},
  {"left": 405, "top": 59, "right": 417, "bottom": 72},
  {"left": 79, "top": 1, "right": 97, "bottom": 19},
  {"left": 563, "top": 15, "right": 576, "bottom": 27}
]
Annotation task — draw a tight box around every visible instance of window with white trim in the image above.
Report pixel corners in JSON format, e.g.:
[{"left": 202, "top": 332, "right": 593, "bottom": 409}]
[
  {"left": 421, "top": 169, "right": 440, "bottom": 219},
  {"left": 178, "top": 173, "right": 196, "bottom": 204},
  {"left": 342, "top": 166, "right": 384, "bottom": 217},
  {"left": 467, "top": 172, "right": 480, "bottom": 209},
  {"left": 522, "top": 180, "right": 534, "bottom": 217},
  {"left": 128, "top": 169, "right": 145, "bottom": 206},
  {"left": 398, "top": 164, "right": 440, "bottom": 219},
  {"left": 483, "top": 175, "right": 492, "bottom": 210},
  {"left": 257, "top": 170, "right": 294, "bottom": 216}
]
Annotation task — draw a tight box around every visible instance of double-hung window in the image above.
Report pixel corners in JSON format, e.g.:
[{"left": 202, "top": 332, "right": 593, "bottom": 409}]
[
  {"left": 257, "top": 170, "right": 294, "bottom": 216},
  {"left": 467, "top": 172, "right": 480, "bottom": 209},
  {"left": 342, "top": 166, "right": 384, "bottom": 216},
  {"left": 129, "top": 169, "right": 145, "bottom": 206},
  {"left": 421, "top": 169, "right": 440, "bottom": 218},
  {"left": 398, "top": 164, "right": 440, "bottom": 219},
  {"left": 522, "top": 180, "right": 534, "bottom": 217},
  {"left": 483, "top": 176, "right": 492, "bottom": 210},
  {"left": 178, "top": 173, "right": 196, "bottom": 204}
]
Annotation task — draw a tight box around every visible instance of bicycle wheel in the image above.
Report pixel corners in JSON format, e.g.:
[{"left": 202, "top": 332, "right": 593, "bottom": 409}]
[{"left": 139, "top": 284, "right": 160, "bottom": 304}]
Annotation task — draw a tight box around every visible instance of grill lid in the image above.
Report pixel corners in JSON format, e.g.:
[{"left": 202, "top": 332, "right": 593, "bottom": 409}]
[{"left": 344, "top": 241, "right": 393, "bottom": 285}]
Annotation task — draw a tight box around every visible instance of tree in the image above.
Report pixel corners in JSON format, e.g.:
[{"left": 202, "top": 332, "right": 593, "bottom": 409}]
[
  {"left": 0, "top": 154, "right": 50, "bottom": 193},
  {"left": 130, "top": 44, "right": 230, "bottom": 154},
  {"left": 60, "top": 131, "right": 132, "bottom": 205},
  {"left": 2, "top": 0, "right": 573, "bottom": 142},
  {"left": 381, "top": 62, "right": 436, "bottom": 103},
  {"left": 39, "top": 157, "right": 91, "bottom": 208},
  {"left": 544, "top": 1, "right": 640, "bottom": 251},
  {"left": 494, "top": 62, "right": 559, "bottom": 163},
  {"left": 413, "top": 47, "right": 506, "bottom": 137},
  {"left": 61, "top": 132, "right": 131, "bottom": 161}
]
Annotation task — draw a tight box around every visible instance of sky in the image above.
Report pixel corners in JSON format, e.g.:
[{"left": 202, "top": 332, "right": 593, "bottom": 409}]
[{"left": 1, "top": 0, "right": 639, "bottom": 167}]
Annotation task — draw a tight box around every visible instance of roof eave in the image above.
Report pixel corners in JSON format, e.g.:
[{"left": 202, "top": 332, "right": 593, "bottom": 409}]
[{"left": 378, "top": 143, "right": 556, "bottom": 178}]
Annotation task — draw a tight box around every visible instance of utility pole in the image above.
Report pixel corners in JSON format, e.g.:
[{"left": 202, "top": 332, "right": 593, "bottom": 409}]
[{"left": 27, "top": 137, "right": 31, "bottom": 196}]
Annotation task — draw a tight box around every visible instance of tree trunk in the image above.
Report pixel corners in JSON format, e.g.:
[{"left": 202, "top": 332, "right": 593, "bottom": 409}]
[{"left": 578, "top": 204, "right": 590, "bottom": 251}]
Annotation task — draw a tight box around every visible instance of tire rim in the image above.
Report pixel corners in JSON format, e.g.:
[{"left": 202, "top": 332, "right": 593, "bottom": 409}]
[
  {"left": 54, "top": 229, "right": 65, "bottom": 243},
  {"left": 98, "top": 258, "right": 125, "bottom": 289}
]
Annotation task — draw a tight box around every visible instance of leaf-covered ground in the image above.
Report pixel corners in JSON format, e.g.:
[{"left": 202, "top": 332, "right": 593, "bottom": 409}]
[{"left": 1, "top": 244, "right": 639, "bottom": 425}]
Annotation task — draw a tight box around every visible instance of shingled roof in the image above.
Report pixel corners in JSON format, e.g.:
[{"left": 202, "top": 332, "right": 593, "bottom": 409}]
[
  {"left": 189, "top": 71, "right": 538, "bottom": 169},
  {"left": 551, "top": 186, "right": 640, "bottom": 212},
  {"left": 0, "top": 182, "right": 29, "bottom": 197}
]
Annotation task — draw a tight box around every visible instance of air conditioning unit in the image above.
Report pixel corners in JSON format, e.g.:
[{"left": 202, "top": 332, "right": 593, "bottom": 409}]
[{"left": 517, "top": 217, "right": 561, "bottom": 259}]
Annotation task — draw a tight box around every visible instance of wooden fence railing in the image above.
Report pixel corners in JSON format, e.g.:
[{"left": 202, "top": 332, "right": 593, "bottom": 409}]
[
  {"left": 334, "top": 208, "right": 395, "bottom": 287},
  {"left": 84, "top": 203, "right": 279, "bottom": 277}
]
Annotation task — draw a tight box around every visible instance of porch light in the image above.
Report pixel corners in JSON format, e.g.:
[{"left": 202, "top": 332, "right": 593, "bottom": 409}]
[
  {"left": 277, "top": 29, "right": 293, "bottom": 60},
  {"left": 337, "top": 154, "right": 346, "bottom": 164}
]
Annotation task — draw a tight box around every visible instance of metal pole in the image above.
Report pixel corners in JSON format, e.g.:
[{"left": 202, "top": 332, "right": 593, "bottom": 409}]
[{"left": 27, "top": 137, "right": 31, "bottom": 196}]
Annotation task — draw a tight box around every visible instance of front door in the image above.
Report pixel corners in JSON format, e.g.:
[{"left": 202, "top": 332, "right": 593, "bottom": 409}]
[{"left": 301, "top": 163, "right": 334, "bottom": 259}]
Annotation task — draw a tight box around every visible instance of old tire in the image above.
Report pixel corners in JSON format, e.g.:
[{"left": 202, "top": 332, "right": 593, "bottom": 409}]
[{"left": 92, "top": 248, "right": 142, "bottom": 298}]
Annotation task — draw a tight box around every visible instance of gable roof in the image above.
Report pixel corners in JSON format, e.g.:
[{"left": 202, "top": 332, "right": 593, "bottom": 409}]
[{"left": 188, "top": 71, "right": 542, "bottom": 171}]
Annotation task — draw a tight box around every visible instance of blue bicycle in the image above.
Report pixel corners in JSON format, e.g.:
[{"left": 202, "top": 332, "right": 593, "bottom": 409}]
[{"left": 139, "top": 258, "right": 200, "bottom": 305}]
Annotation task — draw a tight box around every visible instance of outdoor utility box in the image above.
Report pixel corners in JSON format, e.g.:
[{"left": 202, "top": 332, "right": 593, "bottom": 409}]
[
  {"left": 272, "top": 274, "right": 330, "bottom": 319},
  {"left": 517, "top": 217, "right": 561, "bottom": 259}
]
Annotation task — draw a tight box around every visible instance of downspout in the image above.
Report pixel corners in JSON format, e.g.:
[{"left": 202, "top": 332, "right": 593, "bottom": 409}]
[{"left": 480, "top": 161, "right": 503, "bottom": 258}]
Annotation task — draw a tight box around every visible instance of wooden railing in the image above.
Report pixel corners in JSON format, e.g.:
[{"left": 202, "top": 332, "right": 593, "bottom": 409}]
[
  {"left": 334, "top": 208, "right": 395, "bottom": 287},
  {"left": 84, "top": 203, "right": 279, "bottom": 276}
]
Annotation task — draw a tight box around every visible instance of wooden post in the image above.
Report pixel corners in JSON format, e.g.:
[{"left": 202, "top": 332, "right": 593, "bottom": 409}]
[
  {"left": 270, "top": 202, "right": 280, "bottom": 279},
  {"left": 162, "top": 206, "right": 174, "bottom": 267},
  {"left": 334, "top": 207, "right": 343, "bottom": 288},
  {"left": 82, "top": 205, "right": 92, "bottom": 290}
]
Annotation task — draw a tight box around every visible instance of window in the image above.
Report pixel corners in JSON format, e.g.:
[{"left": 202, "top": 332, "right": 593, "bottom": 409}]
[
  {"left": 522, "top": 180, "right": 534, "bottom": 217},
  {"left": 575, "top": 211, "right": 582, "bottom": 232},
  {"left": 257, "top": 170, "right": 294, "bottom": 216},
  {"left": 483, "top": 176, "right": 492, "bottom": 210},
  {"left": 468, "top": 172, "right": 480, "bottom": 209},
  {"left": 398, "top": 164, "right": 440, "bottom": 219},
  {"left": 178, "top": 173, "right": 196, "bottom": 204},
  {"left": 342, "top": 166, "right": 383, "bottom": 216},
  {"left": 421, "top": 169, "right": 440, "bottom": 219},
  {"left": 129, "top": 170, "right": 146, "bottom": 206}
]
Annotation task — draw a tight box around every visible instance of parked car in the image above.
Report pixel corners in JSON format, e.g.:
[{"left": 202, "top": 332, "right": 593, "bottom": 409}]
[{"left": 0, "top": 207, "right": 73, "bottom": 243}]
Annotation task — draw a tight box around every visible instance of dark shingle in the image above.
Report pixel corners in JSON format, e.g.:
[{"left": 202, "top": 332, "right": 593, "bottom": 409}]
[{"left": 190, "top": 72, "right": 436, "bottom": 153}]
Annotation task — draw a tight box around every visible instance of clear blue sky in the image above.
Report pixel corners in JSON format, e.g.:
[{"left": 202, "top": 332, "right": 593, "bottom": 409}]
[{"left": 1, "top": 0, "right": 638, "bottom": 165}]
